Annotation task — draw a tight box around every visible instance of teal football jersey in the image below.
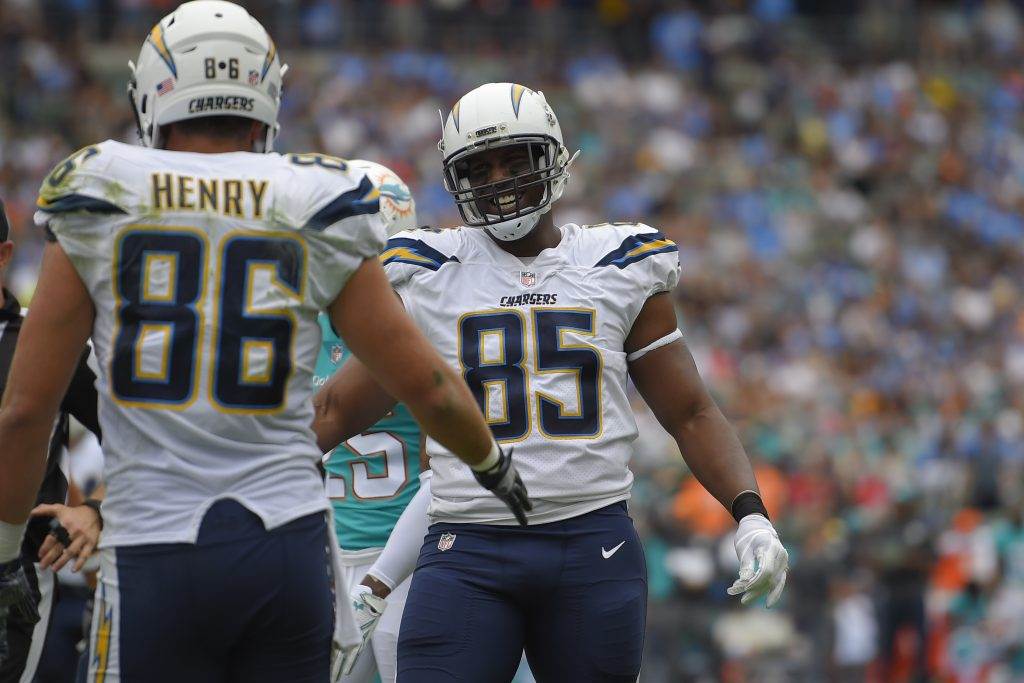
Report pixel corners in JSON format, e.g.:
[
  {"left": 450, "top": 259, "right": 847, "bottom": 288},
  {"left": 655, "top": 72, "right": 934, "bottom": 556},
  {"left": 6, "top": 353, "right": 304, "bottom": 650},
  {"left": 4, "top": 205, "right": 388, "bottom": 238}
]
[{"left": 314, "top": 313, "right": 422, "bottom": 551}]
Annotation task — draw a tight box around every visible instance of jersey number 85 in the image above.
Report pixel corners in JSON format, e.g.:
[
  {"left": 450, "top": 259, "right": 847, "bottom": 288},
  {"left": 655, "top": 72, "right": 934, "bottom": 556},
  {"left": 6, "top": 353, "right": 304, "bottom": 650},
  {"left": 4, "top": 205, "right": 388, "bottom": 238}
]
[{"left": 459, "top": 308, "right": 602, "bottom": 441}]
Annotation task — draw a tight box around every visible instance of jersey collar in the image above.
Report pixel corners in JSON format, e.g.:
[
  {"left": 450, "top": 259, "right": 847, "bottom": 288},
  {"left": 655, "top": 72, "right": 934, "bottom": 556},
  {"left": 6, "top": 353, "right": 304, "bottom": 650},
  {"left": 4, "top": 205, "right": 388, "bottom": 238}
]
[{"left": 475, "top": 224, "right": 572, "bottom": 270}]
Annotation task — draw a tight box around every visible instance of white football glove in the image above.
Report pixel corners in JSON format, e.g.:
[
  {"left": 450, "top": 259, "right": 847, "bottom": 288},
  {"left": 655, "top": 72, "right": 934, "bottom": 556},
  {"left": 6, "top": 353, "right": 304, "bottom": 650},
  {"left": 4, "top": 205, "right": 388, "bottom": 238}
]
[
  {"left": 727, "top": 513, "right": 788, "bottom": 608},
  {"left": 330, "top": 639, "right": 359, "bottom": 682},
  {"left": 333, "top": 584, "right": 388, "bottom": 678}
]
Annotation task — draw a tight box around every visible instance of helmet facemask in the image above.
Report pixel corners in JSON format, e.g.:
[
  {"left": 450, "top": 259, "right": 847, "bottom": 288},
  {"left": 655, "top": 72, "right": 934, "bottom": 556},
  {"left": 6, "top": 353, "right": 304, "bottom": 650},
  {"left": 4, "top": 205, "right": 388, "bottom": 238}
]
[{"left": 443, "top": 135, "right": 568, "bottom": 240}]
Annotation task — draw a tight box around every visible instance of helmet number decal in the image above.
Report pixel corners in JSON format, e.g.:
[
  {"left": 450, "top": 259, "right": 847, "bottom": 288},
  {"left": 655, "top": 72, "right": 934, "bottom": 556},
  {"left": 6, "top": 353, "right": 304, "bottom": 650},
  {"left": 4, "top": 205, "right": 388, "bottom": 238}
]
[{"left": 204, "top": 58, "right": 240, "bottom": 80}]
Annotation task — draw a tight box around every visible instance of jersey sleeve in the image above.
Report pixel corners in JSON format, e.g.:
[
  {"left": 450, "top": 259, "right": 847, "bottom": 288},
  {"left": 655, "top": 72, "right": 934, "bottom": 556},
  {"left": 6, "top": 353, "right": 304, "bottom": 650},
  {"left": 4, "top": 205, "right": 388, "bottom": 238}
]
[
  {"left": 298, "top": 170, "right": 389, "bottom": 309},
  {"left": 593, "top": 223, "right": 681, "bottom": 298},
  {"left": 380, "top": 228, "right": 459, "bottom": 293},
  {"left": 33, "top": 141, "right": 132, "bottom": 284},
  {"left": 34, "top": 142, "right": 129, "bottom": 231}
]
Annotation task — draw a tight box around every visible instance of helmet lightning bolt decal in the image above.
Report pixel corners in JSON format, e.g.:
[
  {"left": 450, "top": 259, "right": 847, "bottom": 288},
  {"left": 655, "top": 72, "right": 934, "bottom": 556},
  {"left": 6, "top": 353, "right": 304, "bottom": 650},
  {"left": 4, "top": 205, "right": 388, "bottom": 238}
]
[
  {"left": 147, "top": 22, "right": 177, "bottom": 78},
  {"left": 261, "top": 38, "right": 277, "bottom": 83},
  {"left": 511, "top": 84, "right": 528, "bottom": 118},
  {"left": 451, "top": 100, "right": 461, "bottom": 133}
]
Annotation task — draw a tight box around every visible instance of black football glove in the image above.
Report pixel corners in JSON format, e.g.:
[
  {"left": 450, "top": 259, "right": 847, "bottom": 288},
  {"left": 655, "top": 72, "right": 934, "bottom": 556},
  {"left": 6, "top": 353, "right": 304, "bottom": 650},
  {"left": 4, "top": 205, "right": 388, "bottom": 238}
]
[
  {"left": 472, "top": 447, "right": 532, "bottom": 527},
  {"left": 0, "top": 557, "right": 39, "bottom": 663}
]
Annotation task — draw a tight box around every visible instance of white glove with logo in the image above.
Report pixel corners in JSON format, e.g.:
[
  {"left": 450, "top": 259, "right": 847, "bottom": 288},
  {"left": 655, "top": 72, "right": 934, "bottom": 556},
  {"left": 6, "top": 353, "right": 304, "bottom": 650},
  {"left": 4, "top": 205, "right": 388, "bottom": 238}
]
[
  {"left": 727, "top": 513, "right": 788, "bottom": 607},
  {"left": 334, "top": 584, "right": 388, "bottom": 678}
]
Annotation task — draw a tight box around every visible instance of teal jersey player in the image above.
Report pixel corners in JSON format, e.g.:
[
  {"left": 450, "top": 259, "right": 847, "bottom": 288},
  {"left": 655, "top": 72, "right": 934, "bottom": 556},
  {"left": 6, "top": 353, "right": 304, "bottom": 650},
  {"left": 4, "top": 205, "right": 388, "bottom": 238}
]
[
  {"left": 311, "top": 158, "right": 420, "bottom": 560},
  {"left": 315, "top": 315, "right": 423, "bottom": 553}
]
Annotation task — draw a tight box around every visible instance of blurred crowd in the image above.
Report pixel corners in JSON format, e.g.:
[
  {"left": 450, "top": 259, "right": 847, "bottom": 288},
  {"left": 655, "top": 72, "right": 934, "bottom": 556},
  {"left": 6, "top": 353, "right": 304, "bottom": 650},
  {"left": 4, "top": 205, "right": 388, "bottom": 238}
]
[{"left": 3, "top": 0, "right": 1024, "bottom": 681}]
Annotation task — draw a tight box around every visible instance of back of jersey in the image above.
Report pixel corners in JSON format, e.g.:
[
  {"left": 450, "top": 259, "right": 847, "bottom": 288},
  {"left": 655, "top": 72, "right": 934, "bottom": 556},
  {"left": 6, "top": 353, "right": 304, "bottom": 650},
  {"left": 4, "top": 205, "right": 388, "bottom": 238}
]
[{"left": 35, "top": 141, "right": 386, "bottom": 547}]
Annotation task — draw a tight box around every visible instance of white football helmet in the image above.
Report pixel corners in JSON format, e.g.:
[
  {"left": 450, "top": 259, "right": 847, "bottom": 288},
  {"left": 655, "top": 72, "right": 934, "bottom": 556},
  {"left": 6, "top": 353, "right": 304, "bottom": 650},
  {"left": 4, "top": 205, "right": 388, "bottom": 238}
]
[
  {"left": 439, "top": 83, "right": 579, "bottom": 242},
  {"left": 348, "top": 160, "right": 417, "bottom": 236},
  {"left": 128, "top": 0, "right": 286, "bottom": 151}
]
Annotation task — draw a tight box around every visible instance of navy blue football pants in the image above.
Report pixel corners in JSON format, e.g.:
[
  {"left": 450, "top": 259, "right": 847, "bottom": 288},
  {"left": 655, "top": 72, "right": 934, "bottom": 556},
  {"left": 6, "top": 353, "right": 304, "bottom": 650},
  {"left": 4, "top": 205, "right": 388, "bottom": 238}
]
[
  {"left": 86, "top": 499, "right": 334, "bottom": 682},
  {"left": 398, "top": 502, "right": 647, "bottom": 682}
]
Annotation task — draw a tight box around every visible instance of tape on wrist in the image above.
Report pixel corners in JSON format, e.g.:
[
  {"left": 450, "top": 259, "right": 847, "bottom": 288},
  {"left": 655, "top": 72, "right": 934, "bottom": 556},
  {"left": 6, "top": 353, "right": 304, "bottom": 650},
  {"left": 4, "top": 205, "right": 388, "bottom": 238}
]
[
  {"left": 731, "top": 490, "right": 769, "bottom": 523},
  {"left": 470, "top": 442, "right": 501, "bottom": 473},
  {"left": 626, "top": 329, "right": 683, "bottom": 362},
  {"left": 0, "top": 520, "right": 27, "bottom": 562}
]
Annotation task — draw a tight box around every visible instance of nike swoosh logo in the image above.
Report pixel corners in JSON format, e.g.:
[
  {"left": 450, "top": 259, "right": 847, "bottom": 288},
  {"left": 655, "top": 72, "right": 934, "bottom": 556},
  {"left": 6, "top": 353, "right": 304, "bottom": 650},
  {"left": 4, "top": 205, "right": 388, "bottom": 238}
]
[{"left": 602, "top": 541, "right": 626, "bottom": 559}]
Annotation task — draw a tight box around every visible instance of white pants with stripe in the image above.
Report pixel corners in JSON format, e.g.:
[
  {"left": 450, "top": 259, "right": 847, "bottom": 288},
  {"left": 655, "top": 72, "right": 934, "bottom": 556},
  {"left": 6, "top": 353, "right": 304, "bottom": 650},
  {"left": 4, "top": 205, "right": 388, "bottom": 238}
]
[{"left": 85, "top": 551, "right": 119, "bottom": 683}]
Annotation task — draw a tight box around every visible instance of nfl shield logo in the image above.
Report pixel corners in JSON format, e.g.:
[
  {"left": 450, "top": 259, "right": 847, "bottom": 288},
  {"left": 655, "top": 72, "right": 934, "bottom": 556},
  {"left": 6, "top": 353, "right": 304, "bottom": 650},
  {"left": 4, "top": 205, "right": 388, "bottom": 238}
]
[
  {"left": 520, "top": 271, "right": 536, "bottom": 287},
  {"left": 248, "top": 70, "right": 260, "bottom": 86},
  {"left": 438, "top": 532, "right": 456, "bottom": 551},
  {"left": 330, "top": 345, "right": 344, "bottom": 364}
]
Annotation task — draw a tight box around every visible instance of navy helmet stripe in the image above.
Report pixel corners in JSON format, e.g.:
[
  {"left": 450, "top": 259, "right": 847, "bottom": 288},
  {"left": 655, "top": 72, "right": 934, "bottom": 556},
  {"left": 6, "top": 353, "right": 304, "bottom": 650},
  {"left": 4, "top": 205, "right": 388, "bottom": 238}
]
[{"left": 304, "top": 176, "right": 380, "bottom": 232}]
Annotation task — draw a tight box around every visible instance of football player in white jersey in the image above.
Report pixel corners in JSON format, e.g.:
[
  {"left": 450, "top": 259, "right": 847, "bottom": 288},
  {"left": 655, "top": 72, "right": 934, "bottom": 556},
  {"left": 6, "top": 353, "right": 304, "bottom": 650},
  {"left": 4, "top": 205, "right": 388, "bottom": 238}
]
[
  {"left": 0, "top": 5, "right": 528, "bottom": 680},
  {"left": 314, "top": 82, "right": 789, "bottom": 682}
]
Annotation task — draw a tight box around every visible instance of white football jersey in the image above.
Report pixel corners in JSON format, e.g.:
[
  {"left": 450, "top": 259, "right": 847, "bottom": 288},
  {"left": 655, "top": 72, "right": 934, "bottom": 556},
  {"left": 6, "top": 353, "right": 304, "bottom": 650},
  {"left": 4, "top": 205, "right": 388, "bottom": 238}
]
[
  {"left": 383, "top": 223, "right": 681, "bottom": 524},
  {"left": 35, "top": 140, "right": 387, "bottom": 547}
]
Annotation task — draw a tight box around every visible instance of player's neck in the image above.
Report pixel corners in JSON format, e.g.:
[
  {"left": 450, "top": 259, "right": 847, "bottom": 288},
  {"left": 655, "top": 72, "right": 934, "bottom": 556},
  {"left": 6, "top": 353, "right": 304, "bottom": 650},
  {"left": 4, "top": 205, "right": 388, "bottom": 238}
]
[
  {"left": 491, "top": 216, "right": 561, "bottom": 258},
  {"left": 163, "top": 131, "right": 254, "bottom": 154}
]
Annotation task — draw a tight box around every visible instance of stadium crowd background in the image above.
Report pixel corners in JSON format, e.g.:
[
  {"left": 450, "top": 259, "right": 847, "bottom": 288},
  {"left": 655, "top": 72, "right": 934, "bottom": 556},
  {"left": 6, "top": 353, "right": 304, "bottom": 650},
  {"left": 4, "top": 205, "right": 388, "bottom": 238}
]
[{"left": 2, "top": 0, "right": 1024, "bottom": 680}]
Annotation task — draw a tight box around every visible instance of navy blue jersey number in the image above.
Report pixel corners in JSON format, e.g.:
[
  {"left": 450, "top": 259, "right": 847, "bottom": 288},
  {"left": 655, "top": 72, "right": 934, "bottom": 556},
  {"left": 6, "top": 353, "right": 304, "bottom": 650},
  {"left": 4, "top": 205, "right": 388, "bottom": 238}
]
[
  {"left": 213, "top": 237, "right": 304, "bottom": 410},
  {"left": 459, "top": 309, "right": 601, "bottom": 441},
  {"left": 112, "top": 228, "right": 305, "bottom": 412},
  {"left": 112, "top": 231, "right": 204, "bottom": 405},
  {"left": 534, "top": 309, "right": 601, "bottom": 437},
  {"left": 458, "top": 312, "right": 530, "bottom": 441}
]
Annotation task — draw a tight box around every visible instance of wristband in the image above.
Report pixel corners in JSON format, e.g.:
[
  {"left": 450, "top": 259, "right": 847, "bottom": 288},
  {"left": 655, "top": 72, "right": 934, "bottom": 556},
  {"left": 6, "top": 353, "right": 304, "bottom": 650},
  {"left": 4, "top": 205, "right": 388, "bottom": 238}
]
[
  {"left": 731, "top": 490, "right": 769, "bottom": 523},
  {"left": 470, "top": 442, "right": 501, "bottom": 473},
  {"left": 83, "top": 499, "right": 104, "bottom": 530}
]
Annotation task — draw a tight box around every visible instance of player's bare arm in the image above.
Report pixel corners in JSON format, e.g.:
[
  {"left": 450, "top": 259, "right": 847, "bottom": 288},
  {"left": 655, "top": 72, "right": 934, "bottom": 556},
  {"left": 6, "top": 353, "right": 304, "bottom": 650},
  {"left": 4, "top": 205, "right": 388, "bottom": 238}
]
[
  {"left": 627, "top": 291, "right": 788, "bottom": 607},
  {"left": 626, "top": 292, "right": 759, "bottom": 507},
  {"left": 326, "top": 256, "right": 531, "bottom": 527},
  {"left": 326, "top": 257, "right": 494, "bottom": 466},
  {"left": 0, "top": 242, "right": 94, "bottom": 526},
  {"left": 0, "top": 242, "right": 93, "bottom": 658},
  {"left": 312, "top": 351, "right": 397, "bottom": 453}
]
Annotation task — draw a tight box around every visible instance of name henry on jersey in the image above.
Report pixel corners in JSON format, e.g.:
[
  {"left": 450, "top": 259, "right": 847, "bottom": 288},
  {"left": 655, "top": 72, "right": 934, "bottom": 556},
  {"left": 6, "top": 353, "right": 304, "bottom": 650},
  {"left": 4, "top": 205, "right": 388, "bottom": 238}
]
[
  {"left": 151, "top": 172, "right": 269, "bottom": 219},
  {"left": 499, "top": 292, "right": 558, "bottom": 307}
]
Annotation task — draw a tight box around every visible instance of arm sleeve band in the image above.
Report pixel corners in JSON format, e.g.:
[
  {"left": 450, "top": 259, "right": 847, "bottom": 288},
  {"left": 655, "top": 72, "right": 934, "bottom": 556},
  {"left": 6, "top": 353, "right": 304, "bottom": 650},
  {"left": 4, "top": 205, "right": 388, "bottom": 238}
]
[
  {"left": 626, "top": 328, "right": 683, "bottom": 363},
  {"left": 366, "top": 470, "right": 432, "bottom": 589}
]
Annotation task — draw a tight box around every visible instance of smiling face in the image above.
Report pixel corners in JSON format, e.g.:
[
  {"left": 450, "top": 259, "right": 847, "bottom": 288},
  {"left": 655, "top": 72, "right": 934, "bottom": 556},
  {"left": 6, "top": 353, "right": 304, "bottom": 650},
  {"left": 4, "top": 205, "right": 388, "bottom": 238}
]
[{"left": 456, "top": 143, "right": 547, "bottom": 219}]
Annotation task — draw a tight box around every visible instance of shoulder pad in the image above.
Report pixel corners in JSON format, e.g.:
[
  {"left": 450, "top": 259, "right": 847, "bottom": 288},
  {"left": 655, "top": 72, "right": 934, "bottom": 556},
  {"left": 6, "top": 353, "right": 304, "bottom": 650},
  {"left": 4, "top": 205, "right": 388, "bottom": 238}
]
[
  {"left": 279, "top": 154, "right": 381, "bottom": 232},
  {"left": 36, "top": 142, "right": 128, "bottom": 216},
  {"left": 381, "top": 229, "right": 461, "bottom": 272}
]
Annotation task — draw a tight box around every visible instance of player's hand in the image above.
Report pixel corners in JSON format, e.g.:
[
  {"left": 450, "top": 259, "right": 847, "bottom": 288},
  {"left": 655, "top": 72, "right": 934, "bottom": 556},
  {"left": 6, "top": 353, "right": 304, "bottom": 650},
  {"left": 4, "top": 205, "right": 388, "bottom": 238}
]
[
  {"left": 31, "top": 503, "right": 102, "bottom": 572},
  {"left": 727, "top": 513, "right": 788, "bottom": 608},
  {"left": 472, "top": 446, "right": 532, "bottom": 526},
  {"left": 338, "top": 583, "right": 388, "bottom": 676},
  {"left": 0, "top": 558, "right": 40, "bottom": 662}
]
